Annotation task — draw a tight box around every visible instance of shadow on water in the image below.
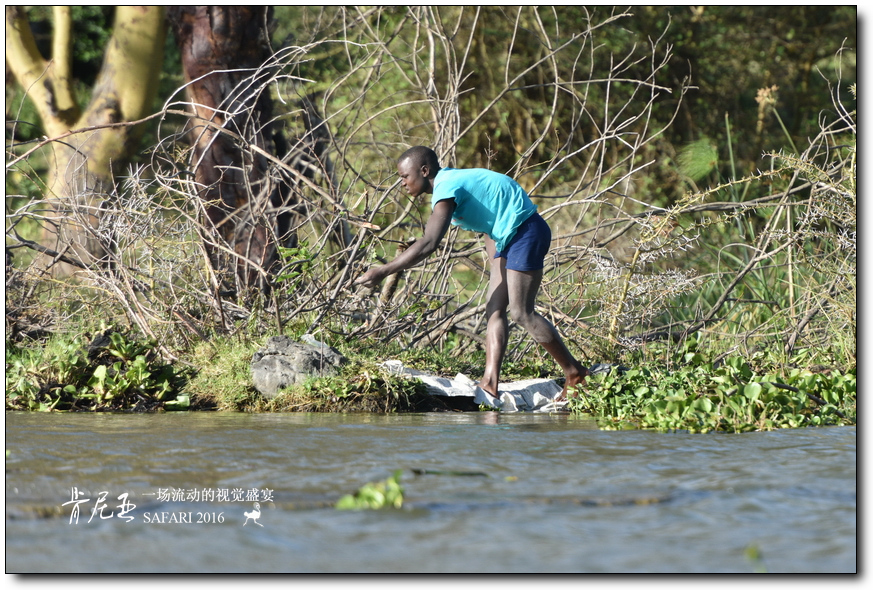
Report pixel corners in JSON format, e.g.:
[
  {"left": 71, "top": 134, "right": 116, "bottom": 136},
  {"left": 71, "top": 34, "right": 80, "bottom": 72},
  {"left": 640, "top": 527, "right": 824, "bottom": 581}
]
[{"left": 5, "top": 411, "right": 856, "bottom": 573}]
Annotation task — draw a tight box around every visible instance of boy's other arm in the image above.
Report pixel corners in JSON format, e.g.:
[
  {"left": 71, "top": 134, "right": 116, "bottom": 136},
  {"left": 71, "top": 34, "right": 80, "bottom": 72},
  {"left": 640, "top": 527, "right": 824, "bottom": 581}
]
[{"left": 354, "top": 199, "right": 455, "bottom": 288}]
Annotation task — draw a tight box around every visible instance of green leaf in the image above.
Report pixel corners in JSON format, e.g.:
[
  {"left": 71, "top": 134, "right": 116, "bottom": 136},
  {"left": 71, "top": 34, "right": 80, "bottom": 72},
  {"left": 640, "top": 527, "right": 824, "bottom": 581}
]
[
  {"left": 164, "top": 394, "right": 190, "bottom": 411},
  {"left": 92, "top": 364, "right": 107, "bottom": 381},
  {"left": 692, "top": 397, "right": 713, "bottom": 413},
  {"left": 743, "top": 382, "right": 762, "bottom": 402}
]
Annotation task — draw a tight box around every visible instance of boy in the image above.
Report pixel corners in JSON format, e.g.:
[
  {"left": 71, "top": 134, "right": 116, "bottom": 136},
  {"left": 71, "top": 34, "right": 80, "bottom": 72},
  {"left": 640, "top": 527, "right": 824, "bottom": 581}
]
[{"left": 355, "top": 146, "right": 587, "bottom": 401}]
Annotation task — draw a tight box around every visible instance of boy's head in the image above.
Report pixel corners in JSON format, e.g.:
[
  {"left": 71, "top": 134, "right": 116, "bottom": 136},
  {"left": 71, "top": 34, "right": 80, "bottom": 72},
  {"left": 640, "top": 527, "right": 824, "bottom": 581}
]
[
  {"left": 397, "top": 146, "right": 441, "bottom": 198},
  {"left": 398, "top": 146, "right": 440, "bottom": 172}
]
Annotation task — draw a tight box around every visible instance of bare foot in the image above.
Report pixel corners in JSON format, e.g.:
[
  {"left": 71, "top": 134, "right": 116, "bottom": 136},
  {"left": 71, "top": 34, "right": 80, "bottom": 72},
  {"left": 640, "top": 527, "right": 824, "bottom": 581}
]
[
  {"left": 555, "top": 366, "right": 589, "bottom": 402},
  {"left": 477, "top": 382, "right": 500, "bottom": 401}
]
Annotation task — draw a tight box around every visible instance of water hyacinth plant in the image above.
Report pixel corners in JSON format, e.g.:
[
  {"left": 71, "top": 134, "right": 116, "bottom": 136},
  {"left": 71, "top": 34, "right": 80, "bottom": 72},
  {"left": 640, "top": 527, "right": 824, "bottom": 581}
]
[
  {"left": 568, "top": 348, "right": 855, "bottom": 433},
  {"left": 336, "top": 470, "right": 405, "bottom": 510}
]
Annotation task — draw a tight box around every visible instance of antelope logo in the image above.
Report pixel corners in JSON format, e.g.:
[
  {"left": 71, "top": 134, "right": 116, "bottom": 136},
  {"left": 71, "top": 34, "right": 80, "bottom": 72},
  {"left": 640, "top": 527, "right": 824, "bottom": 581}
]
[{"left": 243, "top": 502, "right": 263, "bottom": 527}]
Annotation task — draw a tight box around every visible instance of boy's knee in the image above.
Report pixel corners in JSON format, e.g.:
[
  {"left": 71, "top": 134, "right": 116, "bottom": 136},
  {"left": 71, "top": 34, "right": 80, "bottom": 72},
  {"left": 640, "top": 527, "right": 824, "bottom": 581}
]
[
  {"left": 486, "top": 307, "right": 508, "bottom": 322},
  {"left": 510, "top": 308, "right": 536, "bottom": 329}
]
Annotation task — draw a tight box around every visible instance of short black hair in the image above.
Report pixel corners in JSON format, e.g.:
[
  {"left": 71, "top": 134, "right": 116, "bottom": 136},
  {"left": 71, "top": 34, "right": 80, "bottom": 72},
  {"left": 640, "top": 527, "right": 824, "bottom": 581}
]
[{"left": 398, "top": 146, "right": 440, "bottom": 170}]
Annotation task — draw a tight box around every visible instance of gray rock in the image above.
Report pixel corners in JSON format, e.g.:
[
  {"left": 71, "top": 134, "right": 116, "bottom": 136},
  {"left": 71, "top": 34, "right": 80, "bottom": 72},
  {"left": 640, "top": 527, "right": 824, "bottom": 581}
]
[{"left": 251, "top": 335, "right": 347, "bottom": 399}]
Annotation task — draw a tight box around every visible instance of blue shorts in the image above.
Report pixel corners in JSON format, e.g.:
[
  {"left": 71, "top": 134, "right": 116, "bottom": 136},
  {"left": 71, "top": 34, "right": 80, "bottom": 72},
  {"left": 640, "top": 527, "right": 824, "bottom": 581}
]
[{"left": 494, "top": 213, "right": 551, "bottom": 271}]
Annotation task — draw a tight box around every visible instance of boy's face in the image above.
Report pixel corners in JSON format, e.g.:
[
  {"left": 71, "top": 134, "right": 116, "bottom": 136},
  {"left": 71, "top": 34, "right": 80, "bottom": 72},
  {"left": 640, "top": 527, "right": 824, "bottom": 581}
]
[{"left": 397, "top": 157, "right": 431, "bottom": 198}]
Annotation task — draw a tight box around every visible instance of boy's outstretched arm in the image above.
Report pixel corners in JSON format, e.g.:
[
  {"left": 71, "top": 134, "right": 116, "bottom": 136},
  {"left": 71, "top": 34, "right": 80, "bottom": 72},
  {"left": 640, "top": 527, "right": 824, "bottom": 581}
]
[{"left": 355, "top": 199, "right": 455, "bottom": 289}]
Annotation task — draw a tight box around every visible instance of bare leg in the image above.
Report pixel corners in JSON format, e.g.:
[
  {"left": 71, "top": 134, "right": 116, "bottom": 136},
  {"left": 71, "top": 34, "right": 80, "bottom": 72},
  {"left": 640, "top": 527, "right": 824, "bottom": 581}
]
[
  {"left": 478, "top": 238, "right": 509, "bottom": 399},
  {"left": 505, "top": 266, "right": 587, "bottom": 400}
]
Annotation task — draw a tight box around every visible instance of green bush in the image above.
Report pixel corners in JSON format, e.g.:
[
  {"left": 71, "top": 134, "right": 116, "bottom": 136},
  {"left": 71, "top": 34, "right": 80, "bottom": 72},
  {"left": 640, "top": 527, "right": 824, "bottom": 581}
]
[
  {"left": 568, "top": 352, "right": 855, "bottom": 433},
  {"left": 5, "top": 330, "right": 187, "bottom": 412}
]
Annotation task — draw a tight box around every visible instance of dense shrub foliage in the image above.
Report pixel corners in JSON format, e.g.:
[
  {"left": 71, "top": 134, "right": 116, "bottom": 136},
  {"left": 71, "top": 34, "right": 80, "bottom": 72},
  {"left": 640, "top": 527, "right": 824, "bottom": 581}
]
[{"left": 568, "top": 350, "right": 855, "bottom": 432}]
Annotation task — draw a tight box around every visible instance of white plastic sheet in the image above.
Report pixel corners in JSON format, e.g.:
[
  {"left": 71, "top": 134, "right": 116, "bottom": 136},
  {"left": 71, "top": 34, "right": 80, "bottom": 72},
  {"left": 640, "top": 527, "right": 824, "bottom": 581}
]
[{"left": 381, "top": 360, "right": 567, "bottom": 412}]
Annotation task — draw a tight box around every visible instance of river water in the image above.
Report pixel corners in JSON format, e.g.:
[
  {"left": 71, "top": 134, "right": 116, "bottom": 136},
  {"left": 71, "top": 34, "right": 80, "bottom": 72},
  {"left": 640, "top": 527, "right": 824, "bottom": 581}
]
[{"left": 4, "top": 411, "right": 856, "bottom": 573}]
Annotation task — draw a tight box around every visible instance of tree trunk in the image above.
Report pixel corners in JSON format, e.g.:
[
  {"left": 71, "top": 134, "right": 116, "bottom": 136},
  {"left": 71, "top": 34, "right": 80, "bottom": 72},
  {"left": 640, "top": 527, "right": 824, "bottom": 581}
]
[
  {"left": 5, "top": 6, "right": 167, "bottom": 273},
  {"left": 167, "top": 6, "right": 284, "bottom": 295}
]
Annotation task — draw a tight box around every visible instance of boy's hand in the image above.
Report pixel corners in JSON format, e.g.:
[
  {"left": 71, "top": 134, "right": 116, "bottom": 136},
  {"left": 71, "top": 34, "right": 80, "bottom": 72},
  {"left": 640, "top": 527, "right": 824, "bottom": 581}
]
[{"left": 354, "top": 267, "right": 384, "bottom": 290}]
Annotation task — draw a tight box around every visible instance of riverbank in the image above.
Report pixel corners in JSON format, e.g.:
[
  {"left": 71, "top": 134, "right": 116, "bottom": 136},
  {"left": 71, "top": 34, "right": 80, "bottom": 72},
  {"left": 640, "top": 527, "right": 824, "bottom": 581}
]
[{"left": 5, "top": 328, "right": 856, "bottom": 433}]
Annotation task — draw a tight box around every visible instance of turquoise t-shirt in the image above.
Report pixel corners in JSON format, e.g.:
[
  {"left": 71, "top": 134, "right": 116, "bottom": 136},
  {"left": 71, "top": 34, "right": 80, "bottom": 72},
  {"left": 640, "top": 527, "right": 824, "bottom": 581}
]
[{"left": 430, "top": 167, "right": 537, "bottom": 252}]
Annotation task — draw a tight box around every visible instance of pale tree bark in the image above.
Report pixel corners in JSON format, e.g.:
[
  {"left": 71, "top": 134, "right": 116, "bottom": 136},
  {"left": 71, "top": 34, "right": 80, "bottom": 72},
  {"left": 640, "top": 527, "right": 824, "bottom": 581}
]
[{"left": 5, "top": 6, "right": 167, "bottom": 273}]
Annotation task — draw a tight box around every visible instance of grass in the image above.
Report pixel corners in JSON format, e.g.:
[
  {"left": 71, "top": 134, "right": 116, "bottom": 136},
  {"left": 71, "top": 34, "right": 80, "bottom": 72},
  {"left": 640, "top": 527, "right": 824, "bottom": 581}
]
[{"left": 183, "top": 338, "right": 264, "bottom": 411}]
